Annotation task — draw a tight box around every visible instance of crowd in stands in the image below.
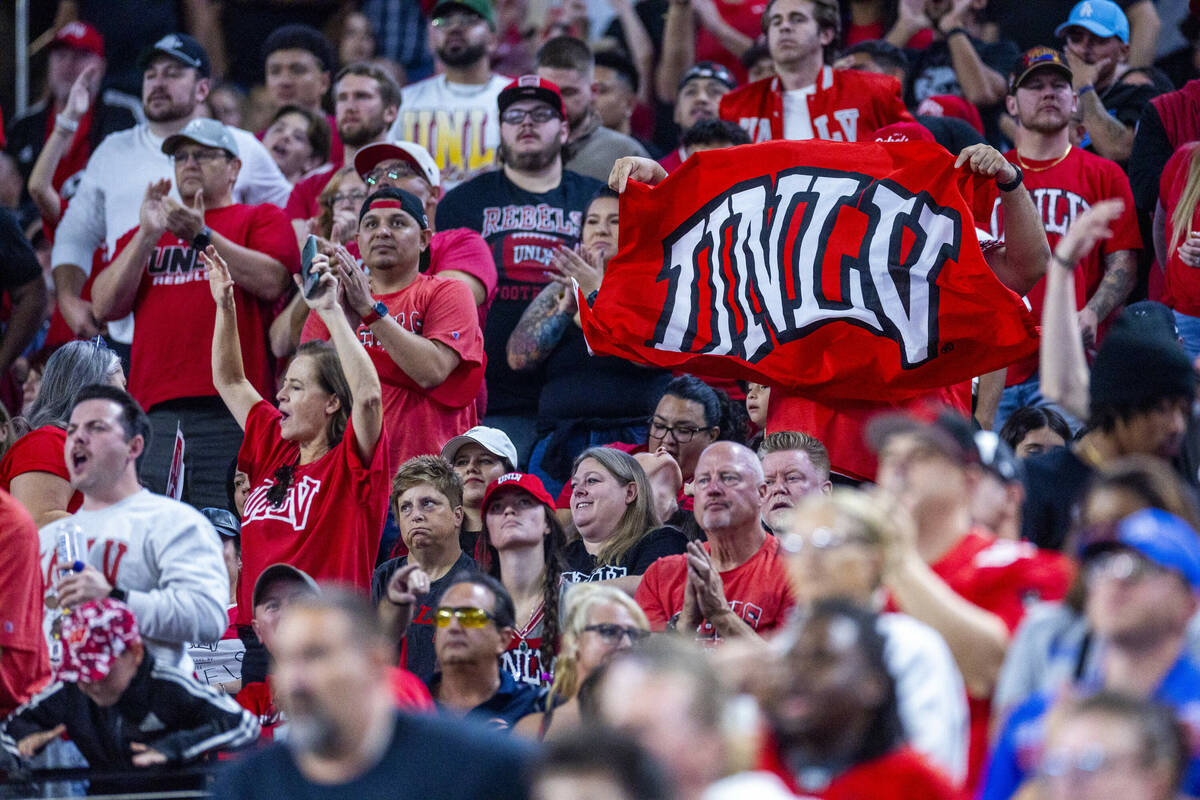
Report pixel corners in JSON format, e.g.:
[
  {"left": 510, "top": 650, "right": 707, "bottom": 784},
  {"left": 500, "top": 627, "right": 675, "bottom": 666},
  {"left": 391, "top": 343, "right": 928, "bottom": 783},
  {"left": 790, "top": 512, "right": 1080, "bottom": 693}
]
[{"left": 5, "top": 0, "right": 1200, "bottom": 797}]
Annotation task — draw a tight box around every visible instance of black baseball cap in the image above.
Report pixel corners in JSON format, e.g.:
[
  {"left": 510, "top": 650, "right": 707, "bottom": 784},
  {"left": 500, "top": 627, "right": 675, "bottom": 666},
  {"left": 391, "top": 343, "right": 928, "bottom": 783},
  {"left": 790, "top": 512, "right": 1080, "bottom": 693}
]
[
  {"left": 679, "top": 61, "right": 737, "bottom": 92},
  {"left": 137, "top": 33, "right": 212, "bottom": 78},
  {"left": 498, "top": 75, "right": 565, "bottom": 118}
]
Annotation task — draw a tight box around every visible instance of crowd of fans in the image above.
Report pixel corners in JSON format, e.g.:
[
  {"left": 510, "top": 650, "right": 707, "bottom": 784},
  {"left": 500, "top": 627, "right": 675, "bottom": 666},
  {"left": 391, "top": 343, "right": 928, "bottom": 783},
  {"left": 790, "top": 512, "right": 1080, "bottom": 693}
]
[{"left": 3, "top": 0, "right": 1200, "bottom": 797}]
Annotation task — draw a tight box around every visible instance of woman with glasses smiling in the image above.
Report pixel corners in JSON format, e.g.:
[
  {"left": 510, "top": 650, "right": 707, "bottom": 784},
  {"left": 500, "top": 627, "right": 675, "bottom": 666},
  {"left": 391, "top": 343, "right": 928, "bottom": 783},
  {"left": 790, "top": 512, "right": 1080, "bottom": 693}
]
[{"left": 515, "top": 582, "right": 649, "bottom": 741}]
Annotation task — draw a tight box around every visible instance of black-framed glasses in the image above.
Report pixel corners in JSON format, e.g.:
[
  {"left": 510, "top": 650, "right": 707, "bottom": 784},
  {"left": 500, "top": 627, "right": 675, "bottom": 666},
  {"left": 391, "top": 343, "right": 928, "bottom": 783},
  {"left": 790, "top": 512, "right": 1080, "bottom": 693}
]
[
  {"left": 648, "top": 418, "right": 712, "bottom": 443},
  {"left": 172, "top": 149, "right": 230, "bottom": 165},
  {"left": 500, "top": 107, "right": 560, "bottom": 125},
  {"left": 435, "top": 606, "right": 496, "bottom": 628},
  {"left": 583, "top": 624, "right": 649, "bottom": 644}
]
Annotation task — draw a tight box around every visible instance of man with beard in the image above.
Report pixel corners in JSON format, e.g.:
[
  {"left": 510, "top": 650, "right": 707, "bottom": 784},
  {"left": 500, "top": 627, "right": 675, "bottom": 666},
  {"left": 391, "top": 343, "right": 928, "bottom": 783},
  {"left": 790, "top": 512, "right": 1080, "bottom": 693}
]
[
  {"left": 285, "top": 63, "right": 401, "bottom": 241},
  {"left": 719, "top": 0, "right": 913, "bottom": 143},
  {"left": 659, "top": 62, "right": 739, "bottom": 174},
  {"left": 971, "top": 48, "right": 1140, "bottom": 431},
  {"left": 213, "top": 589, "right": 532, "bottom": 799},
  {"left": 436, "top": 77, "right": 602, "bottom": 464},
  {"left": 388, "top": 0, "right": 511, "bottom": 191},
  {"left": 535, "top": 36, "right": 648, "bottom": 182},
  {"left": 50, "top": 34, "right": 290, "bottom": 344}
]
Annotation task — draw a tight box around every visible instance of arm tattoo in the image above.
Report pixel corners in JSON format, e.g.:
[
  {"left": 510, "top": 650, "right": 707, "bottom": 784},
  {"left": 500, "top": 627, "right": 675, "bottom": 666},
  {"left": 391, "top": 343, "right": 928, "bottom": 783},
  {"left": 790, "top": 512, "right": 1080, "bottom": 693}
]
[
  {"left": 507, "top": 283, "right": 573, "bottom": 370},
  {"left": 1080, "top": 91, "right": 1134, "bottom": 158},
  {"left": 1086, "top": 250, "right": 1137, "bottom": 320}
]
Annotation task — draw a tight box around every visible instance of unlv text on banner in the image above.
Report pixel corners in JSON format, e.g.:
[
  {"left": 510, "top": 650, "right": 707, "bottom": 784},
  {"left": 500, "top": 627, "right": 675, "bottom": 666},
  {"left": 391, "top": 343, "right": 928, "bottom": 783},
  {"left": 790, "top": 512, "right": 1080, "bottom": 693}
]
[{"left": 650, "top": 166, "right": 961, "bottom": 368}]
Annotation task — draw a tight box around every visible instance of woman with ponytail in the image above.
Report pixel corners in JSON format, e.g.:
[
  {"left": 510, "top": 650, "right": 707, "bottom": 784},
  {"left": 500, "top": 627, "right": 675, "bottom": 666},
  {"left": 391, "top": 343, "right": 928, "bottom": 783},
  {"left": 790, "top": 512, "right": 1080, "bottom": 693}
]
[
  {"left": 477, "top": 472, "right": 567, "bottom": 690},
  {"left": 207, "top": 245, "right": 391, "bottom": 635}
]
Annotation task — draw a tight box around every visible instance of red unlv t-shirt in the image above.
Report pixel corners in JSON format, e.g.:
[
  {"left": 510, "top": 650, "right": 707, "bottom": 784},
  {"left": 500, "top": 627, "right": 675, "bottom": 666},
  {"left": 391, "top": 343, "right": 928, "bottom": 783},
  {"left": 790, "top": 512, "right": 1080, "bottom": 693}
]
[
  {"left": 635, "top": 533, "right": 794, "bottom": 641},
  {"left": 235, "top": 400, "right": 391, "bottom": 626},
  {"left": 0, "top": 426, "right": 83, "bottom": 513},
  {"left": 301, "top": 272, "right": 485, "bottom": 468},
  {"left": 106, "top": 203, "right": 299, "bottom": 410}
]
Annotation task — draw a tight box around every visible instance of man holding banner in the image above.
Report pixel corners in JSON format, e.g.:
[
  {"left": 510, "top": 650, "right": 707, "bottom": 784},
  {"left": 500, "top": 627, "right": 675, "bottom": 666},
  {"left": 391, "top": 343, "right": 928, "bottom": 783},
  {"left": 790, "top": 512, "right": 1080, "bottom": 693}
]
[{"left": 600, "top": 136, "right": 1049, "bottom": 482}]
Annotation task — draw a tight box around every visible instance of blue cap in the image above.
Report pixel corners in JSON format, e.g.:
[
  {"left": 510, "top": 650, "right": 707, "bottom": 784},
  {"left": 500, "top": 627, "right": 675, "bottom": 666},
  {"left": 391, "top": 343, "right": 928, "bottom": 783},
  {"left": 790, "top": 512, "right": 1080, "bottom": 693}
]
[
  {"left": 1082, "top": 508, "right": 1200, "bottom": 589},
  {"left": 1055, "top": 0, "right": 1130, "bottom": 44}
]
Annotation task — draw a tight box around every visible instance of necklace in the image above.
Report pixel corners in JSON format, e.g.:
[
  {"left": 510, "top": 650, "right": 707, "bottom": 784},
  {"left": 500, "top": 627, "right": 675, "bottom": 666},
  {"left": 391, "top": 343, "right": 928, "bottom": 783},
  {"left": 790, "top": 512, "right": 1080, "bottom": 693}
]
[{"left": 1015, "top": 145, "right": 1072, "bottom": 172}]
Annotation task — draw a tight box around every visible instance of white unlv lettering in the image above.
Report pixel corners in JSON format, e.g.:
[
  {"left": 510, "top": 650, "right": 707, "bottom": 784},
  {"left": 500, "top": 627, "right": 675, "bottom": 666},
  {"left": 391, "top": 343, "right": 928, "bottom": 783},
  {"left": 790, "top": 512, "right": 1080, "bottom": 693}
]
[
  {"left": 243, "top": 476, "right": 323, "bottom": 530},
  {"left": 652, "top": 168, "right": 960, "bottom": 367}
]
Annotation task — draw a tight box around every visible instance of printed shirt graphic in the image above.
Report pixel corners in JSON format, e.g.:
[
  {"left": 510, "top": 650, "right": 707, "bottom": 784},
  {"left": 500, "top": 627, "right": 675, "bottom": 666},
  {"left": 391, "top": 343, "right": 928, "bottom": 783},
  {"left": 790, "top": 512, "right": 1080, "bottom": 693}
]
[
  {"left": 235, "top": 400, "right": 392, "bottom": 626},
  {"left": 388, "top": 73, "right": 511, "bottom": 191},
  {"left": 436, "top": 169, "right": 603, "bottom": 415},
  {"left": 635, "top": 534, "right": 795, "bottom": 642},
  {"left": 971, "top": 146, "right": 1140, "bottom": 386},
  {"left": 102, "top": 203, "right": 300, "bottom": 410},
  {"left": 503, "top": 600, "right": 553, "bottom": 688},
  {"left": 300, "top": 272, "right": 484, "bottom": 469}
]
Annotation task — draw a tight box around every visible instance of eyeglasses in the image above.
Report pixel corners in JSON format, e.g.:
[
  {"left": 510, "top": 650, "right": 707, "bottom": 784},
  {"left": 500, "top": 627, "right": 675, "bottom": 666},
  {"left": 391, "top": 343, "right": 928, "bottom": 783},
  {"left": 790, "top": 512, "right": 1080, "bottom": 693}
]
[
  {"left": 366, "top": 169, "right": 404, "bottom": 187},
  {"left": 1039, "top": 746, "right": 1141, "bottom": 781},
  {"left": 583, "top": 624, "right": 649, "bottom": 644},
  {"left": 500, "top": 107, "right": 561, "bottom": 125},
  {"left": 434, "top": 606, "right": 496, "bottom": 628},
  {"left": 172, "top": 149, "right": 230, "bottom": 165},
  {"left": 432, "top": 11, "right": 483, "bottom": 28},
  {"left": 779, "top": 527, "right": 873, "bottom": 556},
  {"left": 331, "top": 190, "right": 367, "bottom": 206},
  {"left": 648, "top": 418, "right": 712, "bottom": 443},
  {"left": 1086, "top": 550, "right": 1167, "bottom": 583}
]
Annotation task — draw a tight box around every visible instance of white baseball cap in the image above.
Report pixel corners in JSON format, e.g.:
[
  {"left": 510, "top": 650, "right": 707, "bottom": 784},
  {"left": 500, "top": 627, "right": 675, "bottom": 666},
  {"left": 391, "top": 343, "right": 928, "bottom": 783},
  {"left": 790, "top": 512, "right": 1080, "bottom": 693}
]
[
  {"left": 441, "top": 426, "right": 519, "bottom": 470},
  {"left": 354, "top": 141, "right": 441, "bottom": 189}
]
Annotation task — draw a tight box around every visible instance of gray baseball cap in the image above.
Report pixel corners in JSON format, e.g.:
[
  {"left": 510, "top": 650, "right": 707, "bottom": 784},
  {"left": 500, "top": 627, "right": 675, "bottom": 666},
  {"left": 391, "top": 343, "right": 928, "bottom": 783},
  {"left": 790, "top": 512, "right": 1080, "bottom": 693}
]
[{"left": 162, "top": 118, "right": 239, "bottom": 158}]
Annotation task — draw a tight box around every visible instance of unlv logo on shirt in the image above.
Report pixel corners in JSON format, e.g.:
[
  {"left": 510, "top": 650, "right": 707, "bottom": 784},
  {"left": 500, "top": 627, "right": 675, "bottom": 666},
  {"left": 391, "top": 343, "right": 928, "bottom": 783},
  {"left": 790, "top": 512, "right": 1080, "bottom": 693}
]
[
  {"left": 985, "top": 188, "right": 1090, "bottom": 239},
  {"left": 650, "top": 165, "right": 959, "bottom": 368},
  {"left": 243, "top": 476, "right": 323, "bottom": 530},
  {"left": 145, "top": 244, "right": 207, "bottom": 287}
]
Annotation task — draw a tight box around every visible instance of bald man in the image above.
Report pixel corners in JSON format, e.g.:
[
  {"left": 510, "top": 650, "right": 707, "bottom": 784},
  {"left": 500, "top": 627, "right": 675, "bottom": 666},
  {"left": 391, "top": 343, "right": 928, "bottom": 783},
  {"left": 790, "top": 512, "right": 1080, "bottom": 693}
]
[{"left": 634, "top": 442, "right": 795, "bottom": 643}]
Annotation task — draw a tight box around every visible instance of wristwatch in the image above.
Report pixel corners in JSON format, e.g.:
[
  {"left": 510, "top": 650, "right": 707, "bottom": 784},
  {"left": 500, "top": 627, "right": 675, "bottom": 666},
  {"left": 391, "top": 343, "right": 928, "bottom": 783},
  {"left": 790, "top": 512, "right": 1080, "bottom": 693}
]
[
  {"left": 191, "top": 226, "right": 212, "bottom": 251},
  {"left": 361, "top": 300, "right": 389, "bottom": 326},
  {"left": 996, "top": 164, "right": 1024, "bottom": 193}
]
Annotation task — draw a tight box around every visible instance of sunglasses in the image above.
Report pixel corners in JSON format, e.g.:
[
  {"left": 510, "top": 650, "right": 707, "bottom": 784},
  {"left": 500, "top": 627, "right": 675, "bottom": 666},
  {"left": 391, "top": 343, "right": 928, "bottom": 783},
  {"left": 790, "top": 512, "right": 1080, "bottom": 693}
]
[
  {"left": 500, "top": 107, "right": 560, "bottom": 125},
  {"left": 583, "top": 623, "right": 649, "bottom": 644},
  {"left": 435, "top": 606, "right": 496, "bottom": 628}
]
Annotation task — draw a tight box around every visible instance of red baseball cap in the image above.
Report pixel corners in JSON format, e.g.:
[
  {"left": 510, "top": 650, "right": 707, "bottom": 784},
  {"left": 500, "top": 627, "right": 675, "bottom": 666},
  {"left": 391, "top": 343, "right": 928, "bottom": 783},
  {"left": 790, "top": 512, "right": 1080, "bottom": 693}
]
[
  {"left": 915, "top": 94, "right": 985, "bottom": 134},
  {"left": 56, "top": 599, "right": 141, "bottom": 684},
  {"left": 873, "top": 121, "right": 936, "bottom": 143},
  {"left": 50, "top": 22, "right": 105, "bottom": 60},
  {"left": 498, "top": 75, "right": 565, "bottom": 118},
  {"left": 482, "top": 472, "right": 555, "bottom": 514}
]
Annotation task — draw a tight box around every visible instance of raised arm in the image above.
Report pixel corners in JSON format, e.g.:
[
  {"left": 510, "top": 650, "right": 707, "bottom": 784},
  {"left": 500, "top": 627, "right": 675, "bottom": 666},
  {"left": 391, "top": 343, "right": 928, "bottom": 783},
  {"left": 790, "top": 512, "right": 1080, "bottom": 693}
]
[
  {"left": 28, "top": 66, "right": 98, "bottom": 224},
  {"left": 1040, "top": 199, "right": 1125, "bottom": 420},
  {"left": 204, "top": 246, "right": 262, "bottom": 430},
  {"left": 656, "top": 0, "right": 697, "bottom": 103},
  {"left": 309, "top": 251, "right": 384, "bottom": 464},
  {"left": 507, "top": 281, "right": 576, "bottom": 371},
  {"left": 956, "top": 143, "right": 1049, "bottom": 295}
]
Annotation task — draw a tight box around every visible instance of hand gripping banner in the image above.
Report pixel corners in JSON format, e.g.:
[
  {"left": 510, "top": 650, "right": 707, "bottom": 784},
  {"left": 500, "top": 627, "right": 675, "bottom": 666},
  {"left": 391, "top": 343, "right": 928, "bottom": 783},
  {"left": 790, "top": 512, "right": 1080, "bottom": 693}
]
[{"left": 578, "top": 140, "right": 1038, "bottom": 405}]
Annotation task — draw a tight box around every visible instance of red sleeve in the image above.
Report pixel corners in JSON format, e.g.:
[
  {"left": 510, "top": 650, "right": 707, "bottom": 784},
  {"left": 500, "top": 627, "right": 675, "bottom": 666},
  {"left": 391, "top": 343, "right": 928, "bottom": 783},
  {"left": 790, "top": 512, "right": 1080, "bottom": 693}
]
[
  {"left": 4, "top": 428, "right": 70, "bottom": 481},
  {"left": 389, "top": 667, "right": 435, "bottom": 714},
  {"left": 298, "top": 309, "right": 329, "bottom": 344},
  {"left": 634, "top": 559, "right": 675, "bottom": 632},
  {"left": 1101, "top": 163, "right": 1143, "bottom": 254},
  {"left": 421, "top": 278, "right": 486, "bottom": 407},
  {"left": 338, "top": 404, "right": 391, "bottom": 491},
  {"left": 284, "top": 176, "right": 320, "bottom": 221},
  {"left": 555, "top": 481, "right": 571, "bottom": 509},
  {"left": 246, "top": 205, "right": 302, "bottom": 274},
  {"left": 878, "top": 75, "right": 915, "bottom": 127},
  {"left": 430, "top": 228, "right": 498, "bottom": 304},
  {"left": 987, "top": 553, "right": 1073, "bottom": 633},
  {"left": 84, "top": 226, "right": 142, "bottom": 301}
]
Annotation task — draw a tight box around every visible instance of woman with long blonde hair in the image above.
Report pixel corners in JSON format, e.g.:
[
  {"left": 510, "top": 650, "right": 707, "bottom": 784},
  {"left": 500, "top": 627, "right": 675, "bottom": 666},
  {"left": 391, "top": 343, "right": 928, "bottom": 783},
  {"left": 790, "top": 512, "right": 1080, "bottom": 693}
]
[
  {"left": 515, "top": 583, "right": 649, "bottom": 740},
  {"left": 1157, "top": 141, "right": 1200, "bottom": 357}
]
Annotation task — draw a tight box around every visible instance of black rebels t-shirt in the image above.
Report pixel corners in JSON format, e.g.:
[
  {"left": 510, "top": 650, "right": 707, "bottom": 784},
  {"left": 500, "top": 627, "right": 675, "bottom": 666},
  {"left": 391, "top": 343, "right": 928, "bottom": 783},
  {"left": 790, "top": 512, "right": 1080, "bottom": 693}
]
[
  {"left": 561, "top": 526, "right": 690, "bottom": 584},
  {"left": 436, "top": 168, "right": 604, "bottom": 417}
]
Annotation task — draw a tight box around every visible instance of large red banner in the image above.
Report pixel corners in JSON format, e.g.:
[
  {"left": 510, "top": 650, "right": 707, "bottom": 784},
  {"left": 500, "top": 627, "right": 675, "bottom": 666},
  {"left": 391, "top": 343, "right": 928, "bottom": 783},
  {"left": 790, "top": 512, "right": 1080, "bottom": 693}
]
[{"left": 579, "top": 140, "right": 1038, "bottom": 405}]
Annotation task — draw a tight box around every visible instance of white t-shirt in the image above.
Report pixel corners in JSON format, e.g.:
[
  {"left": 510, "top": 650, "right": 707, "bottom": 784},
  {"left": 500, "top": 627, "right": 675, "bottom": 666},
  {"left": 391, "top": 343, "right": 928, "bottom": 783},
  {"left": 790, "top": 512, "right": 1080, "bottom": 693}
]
[
  {"left": 879, "top": 612, "right": 969, "bottom": 786},
  {"left": 39, "top": 489, "right": 229, "bottom": 673},
  {"left": 388, "top": 73, "right": 511, "bottom": 191},
  {"left": 782, "top": 85, "right": 819, "bottom": 141},
  {"left": 51, "top": 123, "right": 292, "bottom": 343}
]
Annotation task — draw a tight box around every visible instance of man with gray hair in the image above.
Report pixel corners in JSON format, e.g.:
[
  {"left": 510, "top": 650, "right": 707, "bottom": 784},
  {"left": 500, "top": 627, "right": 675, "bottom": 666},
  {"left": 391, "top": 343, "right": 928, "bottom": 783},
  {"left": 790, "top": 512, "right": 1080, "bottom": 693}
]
[
  {"left": 758, "top": 430, "right": 833, "bottom": 532},
  {"left": 635, "top": 441, "right": 795, "bottom": 642},
  {"left": 89, "top": 117, "right": 298, "bottom": 509}
]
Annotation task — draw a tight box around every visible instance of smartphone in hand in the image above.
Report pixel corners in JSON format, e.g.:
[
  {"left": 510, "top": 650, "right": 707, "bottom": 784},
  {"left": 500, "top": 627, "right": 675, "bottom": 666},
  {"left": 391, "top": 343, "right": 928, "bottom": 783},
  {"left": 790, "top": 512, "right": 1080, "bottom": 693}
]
[{"left": 300, "top": 235, "right": 320, "bottom": 298}]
